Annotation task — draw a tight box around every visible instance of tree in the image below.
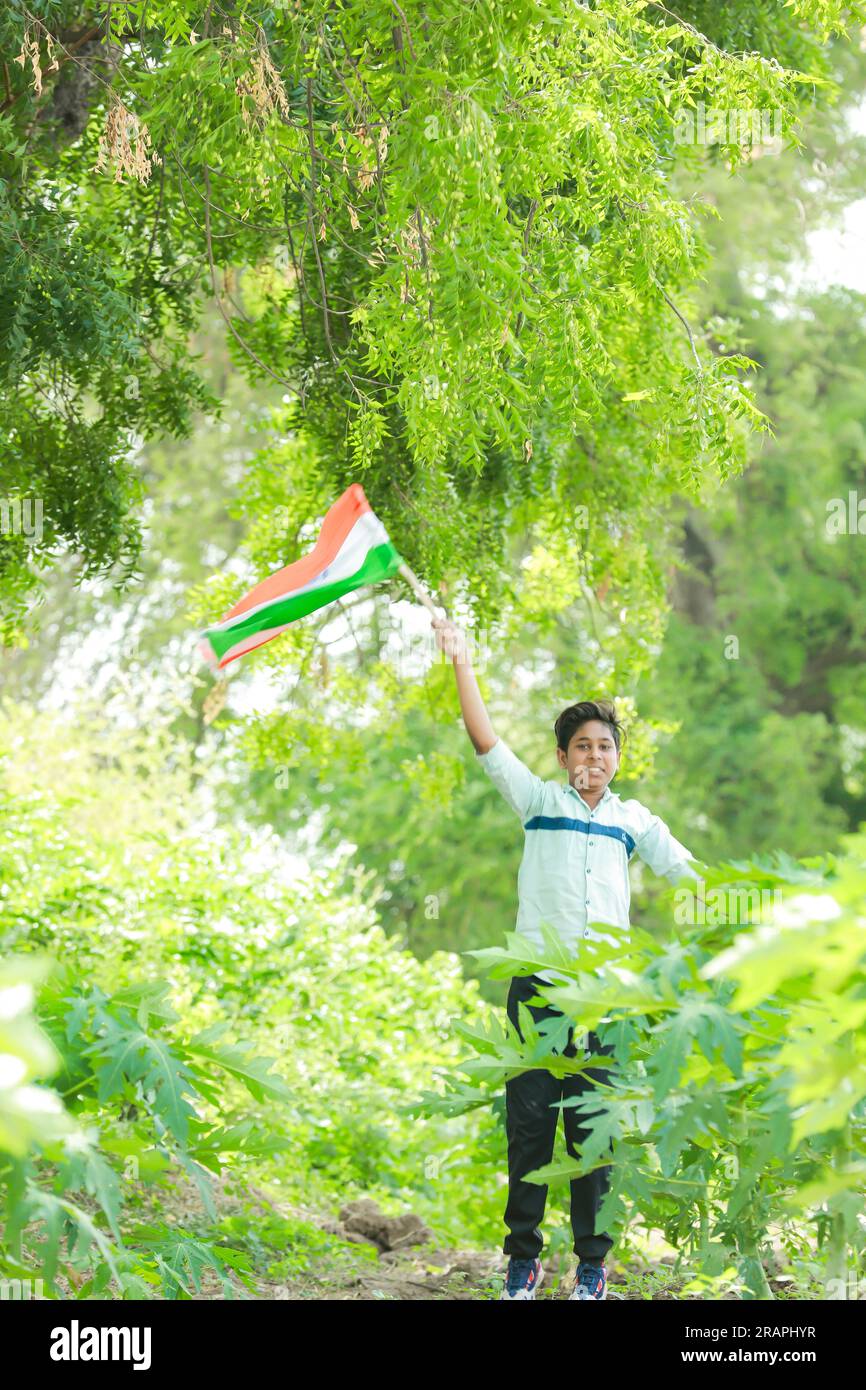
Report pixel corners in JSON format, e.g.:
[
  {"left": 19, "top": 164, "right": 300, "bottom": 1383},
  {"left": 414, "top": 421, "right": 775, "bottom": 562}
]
[
  {"left": 5, "top": 0, "right": 865, "bottom": 638},
  {"left": 636, "top": 37, "right": 866, "bottom": 861}
]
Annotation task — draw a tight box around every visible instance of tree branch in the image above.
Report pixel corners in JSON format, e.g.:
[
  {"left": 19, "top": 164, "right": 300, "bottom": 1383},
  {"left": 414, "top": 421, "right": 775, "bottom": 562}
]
[{"left": 202, "top": 163, "right": 299, "bottom": 395}]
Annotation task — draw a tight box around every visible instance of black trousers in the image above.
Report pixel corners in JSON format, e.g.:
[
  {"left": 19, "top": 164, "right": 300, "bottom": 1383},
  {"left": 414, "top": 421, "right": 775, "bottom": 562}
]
[{"left": 503, "top": 972, "right": 615, "bottom": 1263}]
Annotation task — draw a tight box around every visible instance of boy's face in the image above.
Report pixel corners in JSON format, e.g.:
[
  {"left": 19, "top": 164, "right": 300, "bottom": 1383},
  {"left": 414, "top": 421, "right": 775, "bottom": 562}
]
[{"left": 556, "top": 719, "right": 619, "bottom": 794}]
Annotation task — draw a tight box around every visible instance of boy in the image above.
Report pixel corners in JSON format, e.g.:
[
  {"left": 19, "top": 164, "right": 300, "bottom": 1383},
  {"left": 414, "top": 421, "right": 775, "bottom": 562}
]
[{"left": 432, "top": 616, "right": 699, "bottom": 1302}]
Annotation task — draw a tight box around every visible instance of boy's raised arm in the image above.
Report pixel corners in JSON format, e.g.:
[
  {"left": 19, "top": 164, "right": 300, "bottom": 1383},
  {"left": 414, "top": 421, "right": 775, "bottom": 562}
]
[
  {"left": 432, "top": 617, "right": 545, "bottom": 822},
  {"left": 432, "top": 617, "right": 496, "bottom": 754}
]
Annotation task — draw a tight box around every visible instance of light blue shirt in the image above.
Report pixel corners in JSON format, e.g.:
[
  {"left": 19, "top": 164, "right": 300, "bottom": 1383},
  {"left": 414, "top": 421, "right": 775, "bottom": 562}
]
[{"left": 476, "top": 735, "right": 700, "bottom": 985}]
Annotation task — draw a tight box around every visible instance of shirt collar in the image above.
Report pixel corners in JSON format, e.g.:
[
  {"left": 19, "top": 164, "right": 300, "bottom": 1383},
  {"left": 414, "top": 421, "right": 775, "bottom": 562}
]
[{"left": 566, "top": 781, "right": 612, "bottom": 810}]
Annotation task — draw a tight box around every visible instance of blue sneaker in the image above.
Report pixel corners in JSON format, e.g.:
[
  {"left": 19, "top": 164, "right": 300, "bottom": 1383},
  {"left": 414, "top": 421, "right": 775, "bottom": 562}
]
[
  {"left": 500, "top": 1256, "right": 544, "bottom": 1300},
  {"left": 568, "top": 1260, "right": 607, "bottom": 1300}
]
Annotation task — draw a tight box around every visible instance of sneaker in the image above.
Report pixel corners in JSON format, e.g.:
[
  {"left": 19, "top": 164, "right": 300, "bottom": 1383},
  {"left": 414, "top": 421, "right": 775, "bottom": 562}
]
[
  {"left": 568, "top": 1260, "right": 607, "bottom": 1300},
  {"left": 500, "top": 1256, "right": 544, "bottom": 1300}
]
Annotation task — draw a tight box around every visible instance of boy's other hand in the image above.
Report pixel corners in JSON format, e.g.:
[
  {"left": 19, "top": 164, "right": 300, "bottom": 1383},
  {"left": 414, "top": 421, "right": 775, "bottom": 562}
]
[{"left": 432, "top": 616, "right": 470, "bottom": 663}]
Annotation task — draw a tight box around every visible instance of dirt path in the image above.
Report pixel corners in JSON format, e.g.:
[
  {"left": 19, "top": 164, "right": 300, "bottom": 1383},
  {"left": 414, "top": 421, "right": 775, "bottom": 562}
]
[{"left": 121, "top": 1171, "right": 760, "bottom": 1301}]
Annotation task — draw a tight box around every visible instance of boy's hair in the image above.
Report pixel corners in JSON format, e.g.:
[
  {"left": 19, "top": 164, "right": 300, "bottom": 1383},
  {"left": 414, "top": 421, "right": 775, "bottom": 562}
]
[{"left": 554, "top": 699, "right": 625, "bottom": 754}]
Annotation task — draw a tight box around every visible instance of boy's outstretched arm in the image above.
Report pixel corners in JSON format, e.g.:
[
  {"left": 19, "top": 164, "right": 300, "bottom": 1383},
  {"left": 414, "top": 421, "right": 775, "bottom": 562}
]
[
  {"left": 634, "top": 810, "right": 702, "bottom": 886},
  {"left": 432, "top": 617, "right": 496, "bottom": 754}
]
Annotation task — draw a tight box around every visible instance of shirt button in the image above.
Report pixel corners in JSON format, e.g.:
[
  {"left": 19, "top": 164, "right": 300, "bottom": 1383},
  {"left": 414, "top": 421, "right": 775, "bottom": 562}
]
[
  {"left": 583, "top": 929, "right": 590, "bottom": 938},
  {"left": 588, "top": 840, "right": 593, "bottom": 846},
  {"left": 587, "top": 868, "right": 591, "bottom": 873}
]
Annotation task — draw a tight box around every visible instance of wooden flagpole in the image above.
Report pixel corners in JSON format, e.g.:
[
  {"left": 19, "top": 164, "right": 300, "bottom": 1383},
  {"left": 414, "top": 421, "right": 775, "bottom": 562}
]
[{"left": 398, "top": 561, "right": 447, "bottom": 618}]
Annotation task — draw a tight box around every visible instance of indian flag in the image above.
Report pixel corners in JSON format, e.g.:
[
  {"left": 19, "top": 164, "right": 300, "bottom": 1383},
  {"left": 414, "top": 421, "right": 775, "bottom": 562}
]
[{"left": 198, "top": 484, "right": 404, "bottom": 670}]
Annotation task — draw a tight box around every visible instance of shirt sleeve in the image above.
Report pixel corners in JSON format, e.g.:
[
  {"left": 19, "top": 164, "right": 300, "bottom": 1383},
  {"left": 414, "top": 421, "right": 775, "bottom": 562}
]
[
  {"left": 475, "top": 736, "right": 546, "bottom": 823},
  {"left": 633, "top": 808, "right": 700, "bottom": 886}
]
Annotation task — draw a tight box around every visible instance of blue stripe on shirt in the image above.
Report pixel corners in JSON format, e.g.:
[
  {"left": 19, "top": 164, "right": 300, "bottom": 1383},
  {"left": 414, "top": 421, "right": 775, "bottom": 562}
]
[{"left": 523, "top": 815, "right": 636, "bottom": 857}]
